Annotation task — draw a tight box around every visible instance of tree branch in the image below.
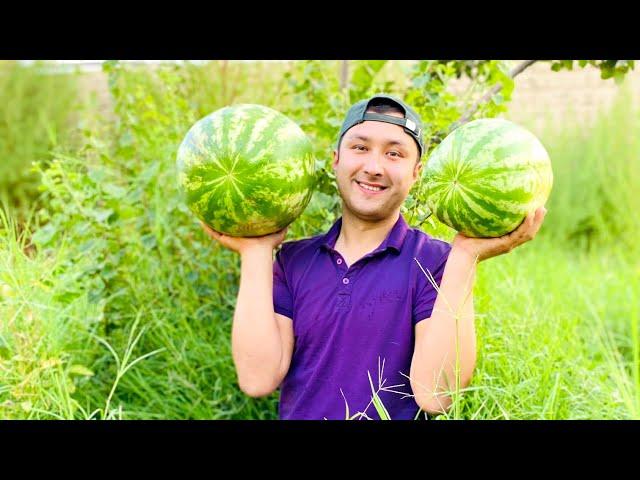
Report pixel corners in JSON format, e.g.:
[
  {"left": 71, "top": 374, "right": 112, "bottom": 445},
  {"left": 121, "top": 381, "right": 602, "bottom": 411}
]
[{"left": 451, "top": 60, "right": 537, "bottom": 131}]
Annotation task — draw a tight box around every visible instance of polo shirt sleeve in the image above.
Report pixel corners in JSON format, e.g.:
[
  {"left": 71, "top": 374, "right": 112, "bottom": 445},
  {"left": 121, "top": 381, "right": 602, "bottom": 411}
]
[
  {"left": 412, "top": 242, "right": 452, "bottom": 324},
  {"left": 273, "top": 245, "right": 294, "bottom": 319}
]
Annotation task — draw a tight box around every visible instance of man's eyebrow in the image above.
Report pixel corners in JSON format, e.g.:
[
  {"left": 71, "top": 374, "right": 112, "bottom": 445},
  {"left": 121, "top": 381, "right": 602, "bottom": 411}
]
[{"left": 344, "top": 134, "right": 371, "bottom": 142}]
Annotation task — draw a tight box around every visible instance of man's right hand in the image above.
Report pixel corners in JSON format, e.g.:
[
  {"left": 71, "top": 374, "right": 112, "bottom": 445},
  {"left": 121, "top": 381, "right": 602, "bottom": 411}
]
[{"left": 200, "top": 221, "right": 289, "bottom": 255}]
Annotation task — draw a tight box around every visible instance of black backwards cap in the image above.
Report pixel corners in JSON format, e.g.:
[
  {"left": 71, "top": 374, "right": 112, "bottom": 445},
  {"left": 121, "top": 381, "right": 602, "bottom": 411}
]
[{"left": 336, "top": 94, "right": 425, "bottom": 158}]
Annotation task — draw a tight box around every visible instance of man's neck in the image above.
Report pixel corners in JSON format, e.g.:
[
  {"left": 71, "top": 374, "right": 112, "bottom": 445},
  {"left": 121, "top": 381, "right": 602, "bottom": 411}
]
[{"left": 335, "top": 208, "right": 400, "bottom": 257}]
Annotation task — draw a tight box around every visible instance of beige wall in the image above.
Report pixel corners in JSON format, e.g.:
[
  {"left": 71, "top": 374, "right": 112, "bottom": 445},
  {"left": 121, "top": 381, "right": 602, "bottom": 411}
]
[{"left": 504, "top": 61, "right": 640, "bottom": 130}]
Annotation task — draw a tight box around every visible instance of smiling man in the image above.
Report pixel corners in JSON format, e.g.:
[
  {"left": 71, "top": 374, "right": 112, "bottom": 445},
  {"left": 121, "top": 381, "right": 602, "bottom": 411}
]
[{"left": 202, "top": 94, "right": 546, "bottom": 420}]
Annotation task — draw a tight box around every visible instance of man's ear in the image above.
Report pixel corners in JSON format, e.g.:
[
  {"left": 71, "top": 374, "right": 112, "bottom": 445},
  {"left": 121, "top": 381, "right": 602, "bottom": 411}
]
[
  {"left": 332, "top": 150, "right": 339, "bottom": 170},
  {"left": 412, "top": 159, "right": 423, "bottom": 181}
]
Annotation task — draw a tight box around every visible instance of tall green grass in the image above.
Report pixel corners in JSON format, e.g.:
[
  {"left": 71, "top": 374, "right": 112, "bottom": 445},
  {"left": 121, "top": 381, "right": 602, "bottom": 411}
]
[
  {"left": 0, "top": 211, "right": 100, "bottom": 418},
  {"left": 518, "top": 83, "right": 640, "bottom": 255},
  {"left": 464, "top": 237, "right": 639, "bottom": 419},
  {"left": 0, "top": 63, "right": 638, "bottom": 419},
  {"left": 0, "top": 61, "right": 78, "bottom": 219}
]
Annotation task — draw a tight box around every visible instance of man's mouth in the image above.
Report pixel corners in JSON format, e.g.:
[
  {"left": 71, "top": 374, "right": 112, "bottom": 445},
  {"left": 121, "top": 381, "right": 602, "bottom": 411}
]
[{"left": 354, "top": 180, "right": 388, "bottom": 194}]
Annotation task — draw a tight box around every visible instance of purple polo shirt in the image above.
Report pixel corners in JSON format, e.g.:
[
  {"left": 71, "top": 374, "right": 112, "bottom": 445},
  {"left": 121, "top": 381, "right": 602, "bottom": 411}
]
[{"left": 273, "top": 214, "right": 452, "bottom": 420}]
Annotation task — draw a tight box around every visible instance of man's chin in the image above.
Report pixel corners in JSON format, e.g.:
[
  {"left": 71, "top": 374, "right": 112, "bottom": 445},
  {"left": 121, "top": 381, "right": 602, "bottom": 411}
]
[{"left": 346, "top": 204, "right": 394, "bottom": 222}]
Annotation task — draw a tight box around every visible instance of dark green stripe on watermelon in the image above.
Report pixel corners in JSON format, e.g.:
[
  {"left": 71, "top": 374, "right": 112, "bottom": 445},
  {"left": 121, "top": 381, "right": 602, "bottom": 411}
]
[
  {"left": 176, "top": 104, "right": 315, "bottom": 237},
  {"left": 424, "top": 118, "right": 553, "bottom": 237}
]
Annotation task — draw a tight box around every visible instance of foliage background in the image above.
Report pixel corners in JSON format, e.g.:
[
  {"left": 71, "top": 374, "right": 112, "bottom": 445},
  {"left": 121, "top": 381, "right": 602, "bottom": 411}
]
[{"left": 0, "top": 60, "right": 638, "bottom": 419}]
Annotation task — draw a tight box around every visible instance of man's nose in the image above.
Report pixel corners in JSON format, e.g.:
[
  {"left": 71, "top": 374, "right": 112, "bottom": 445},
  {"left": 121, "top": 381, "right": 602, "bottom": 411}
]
[{"left": 363, "top": 152, "right": 384, "bottom": 176}]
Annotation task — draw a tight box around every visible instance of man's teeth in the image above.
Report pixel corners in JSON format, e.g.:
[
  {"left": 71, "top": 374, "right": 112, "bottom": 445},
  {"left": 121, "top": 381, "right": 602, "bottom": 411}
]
[{"left": 358, "top": 182, "right": 383, "bottom": 192}]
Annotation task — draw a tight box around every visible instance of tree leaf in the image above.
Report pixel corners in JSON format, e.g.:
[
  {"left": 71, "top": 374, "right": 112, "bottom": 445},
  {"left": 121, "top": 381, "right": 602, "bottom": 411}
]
[
  {"left": 91, "top": 208, "right": 114, "bottom": 223},
  {"left": 31, "top": 223, "right": 57, "bottom": 246},
  {"left": 103, "top": 183, "right": 127, "bottom": 199},
  {"left": 69, "top": 365, "right": 95, "bottom": 377}
]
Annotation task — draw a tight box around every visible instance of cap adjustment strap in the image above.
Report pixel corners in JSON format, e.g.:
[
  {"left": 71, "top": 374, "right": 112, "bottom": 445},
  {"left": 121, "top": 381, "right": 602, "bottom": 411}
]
[{"left": 361, "top": 112, "right": 418, "bottom": 132}]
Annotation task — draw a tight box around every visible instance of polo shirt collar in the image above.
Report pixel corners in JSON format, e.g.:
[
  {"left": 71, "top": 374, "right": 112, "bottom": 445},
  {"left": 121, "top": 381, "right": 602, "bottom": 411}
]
[{"left": 319, "top": 213, "right": 410, "bottom": 254}]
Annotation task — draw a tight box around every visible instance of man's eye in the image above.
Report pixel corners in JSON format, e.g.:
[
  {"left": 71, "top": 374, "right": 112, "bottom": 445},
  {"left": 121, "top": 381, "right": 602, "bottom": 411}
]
[
  {"left": 388, "top": 151, "right": 401, "bottom": 157},
  {"left": 353, "top": 145, "right": 367, "bottom": 151}
]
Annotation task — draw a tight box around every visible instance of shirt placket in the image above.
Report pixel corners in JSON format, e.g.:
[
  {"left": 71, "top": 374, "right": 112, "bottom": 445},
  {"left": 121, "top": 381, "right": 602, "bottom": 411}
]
[{"left": 334, "top": 254, "right": 352, "bottom": 310}]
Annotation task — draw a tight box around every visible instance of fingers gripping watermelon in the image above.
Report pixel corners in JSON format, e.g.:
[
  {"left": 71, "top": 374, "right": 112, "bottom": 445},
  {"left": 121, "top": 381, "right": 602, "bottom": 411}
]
[
  {"left": 423, "top": 118, "right": 553, "bottom": 238},
  {"left": 177, "top": 104, "right": 316, "bottom": 237}
]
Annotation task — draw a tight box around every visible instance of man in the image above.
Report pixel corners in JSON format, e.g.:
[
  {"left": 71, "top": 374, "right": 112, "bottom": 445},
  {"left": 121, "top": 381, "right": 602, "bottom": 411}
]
[{"left": 202, "top": 94, "right": 546, "bottom": 420}]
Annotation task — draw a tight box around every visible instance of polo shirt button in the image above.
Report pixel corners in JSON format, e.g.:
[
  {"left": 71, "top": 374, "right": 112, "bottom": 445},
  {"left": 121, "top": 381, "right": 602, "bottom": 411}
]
[
  {"left": 337, "top": 258, "right": 343, "bottom": 265},
  {"left": 342, "top": 278, "right": 349, "bottom": 285}
]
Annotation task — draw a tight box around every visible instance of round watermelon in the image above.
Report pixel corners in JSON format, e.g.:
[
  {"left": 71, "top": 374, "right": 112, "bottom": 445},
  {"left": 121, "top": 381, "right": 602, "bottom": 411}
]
[
  {"left": 423, "top": 118, "right": 553, "bottom": 238},
  {"left": 176, "top": 104, "right": 316, "bottom": 237}
]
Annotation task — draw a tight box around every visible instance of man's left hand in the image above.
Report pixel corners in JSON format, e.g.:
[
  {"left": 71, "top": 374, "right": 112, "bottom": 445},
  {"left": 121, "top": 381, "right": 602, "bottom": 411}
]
[{"left": 452, "top": 206, "right": 547, "bottom": 262}]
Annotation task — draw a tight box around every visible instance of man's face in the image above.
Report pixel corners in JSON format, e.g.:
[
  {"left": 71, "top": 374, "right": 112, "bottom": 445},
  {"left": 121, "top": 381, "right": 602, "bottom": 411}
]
[{"left": 332, "top": 114, "right": 422, "bottom": 222}]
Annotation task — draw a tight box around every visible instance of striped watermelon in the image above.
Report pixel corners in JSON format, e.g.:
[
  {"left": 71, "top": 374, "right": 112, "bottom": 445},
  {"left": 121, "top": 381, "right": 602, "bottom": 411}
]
[
  {"left": 424, "top": 118, "right": 553, "bottom": 238},
  {"left": 176, "top": 104, "right": 315, "bottom": 237}
]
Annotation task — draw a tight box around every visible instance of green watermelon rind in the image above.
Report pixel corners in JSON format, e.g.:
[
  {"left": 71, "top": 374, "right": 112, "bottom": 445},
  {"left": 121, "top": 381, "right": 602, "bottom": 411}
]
[
  {"left": 177, "top": 104, "right": 316, "bottom": 237},
  {"left": 424, "top": 118, "right": 553, "bottom": 238}
]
